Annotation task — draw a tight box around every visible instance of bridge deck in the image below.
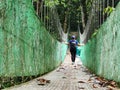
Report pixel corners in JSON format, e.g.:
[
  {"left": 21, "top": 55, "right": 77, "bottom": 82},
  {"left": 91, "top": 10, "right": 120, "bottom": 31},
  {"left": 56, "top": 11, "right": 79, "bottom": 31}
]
[{"left": 4, "top": 52, "right": 119, "bottom": 90}]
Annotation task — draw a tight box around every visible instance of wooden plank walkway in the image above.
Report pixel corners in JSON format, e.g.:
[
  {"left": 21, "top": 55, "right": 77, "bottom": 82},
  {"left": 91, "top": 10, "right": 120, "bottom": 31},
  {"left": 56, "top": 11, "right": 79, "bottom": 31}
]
[{"left": 3, "top": 52, "right": 120, "bottom": 90}]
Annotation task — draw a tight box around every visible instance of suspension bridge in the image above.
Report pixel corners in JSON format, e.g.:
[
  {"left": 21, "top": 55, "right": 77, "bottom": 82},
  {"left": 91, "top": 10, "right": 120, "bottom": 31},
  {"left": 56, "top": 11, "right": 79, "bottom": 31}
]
[{"left": 0, "top": 0, "right": 120, "bottom": 90}]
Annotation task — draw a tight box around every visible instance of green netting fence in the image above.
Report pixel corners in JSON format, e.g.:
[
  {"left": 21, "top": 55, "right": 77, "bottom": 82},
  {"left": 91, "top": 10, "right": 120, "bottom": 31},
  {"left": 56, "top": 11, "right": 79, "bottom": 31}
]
[
  {"left": 0, "top": 0, "right": 67, "bottom": 77},
  {"left": 80, "top": 2, "right": 120, "bottom": 84}
]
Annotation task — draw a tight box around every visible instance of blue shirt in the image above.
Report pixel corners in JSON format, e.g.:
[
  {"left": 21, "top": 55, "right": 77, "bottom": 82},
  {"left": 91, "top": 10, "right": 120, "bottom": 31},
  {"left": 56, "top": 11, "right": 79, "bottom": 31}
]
[{"left": 69, "top": 39, "right": 78, "bottom": 49}]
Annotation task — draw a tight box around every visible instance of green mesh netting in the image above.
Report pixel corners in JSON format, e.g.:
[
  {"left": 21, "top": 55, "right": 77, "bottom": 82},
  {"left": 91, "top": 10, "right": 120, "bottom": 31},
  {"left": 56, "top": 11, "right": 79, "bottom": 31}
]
[
  {"left": 0, "top": 0, "right": 67, "bottom": 77},
  {"left": 80, "top": 2, "right": 120, "bottom": 83}
]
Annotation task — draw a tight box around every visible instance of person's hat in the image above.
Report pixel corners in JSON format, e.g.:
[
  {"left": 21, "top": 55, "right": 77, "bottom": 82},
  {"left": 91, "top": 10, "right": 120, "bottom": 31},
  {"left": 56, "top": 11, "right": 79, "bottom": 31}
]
[{"left": 71, "top": 35, "right": 75, "bottom": 39}]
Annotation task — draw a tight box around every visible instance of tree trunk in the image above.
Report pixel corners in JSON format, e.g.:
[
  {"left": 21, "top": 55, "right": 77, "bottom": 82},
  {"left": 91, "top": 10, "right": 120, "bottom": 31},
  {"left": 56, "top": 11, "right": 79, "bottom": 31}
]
[
  {"left": 80, "top": 6, "right": 86, "bottom": 30},
  {"left": 63, "top": 12, "right": 67, "bottom": 33},
  {"left": 80, "top": 0, "right": 88, "bottom": 31}
]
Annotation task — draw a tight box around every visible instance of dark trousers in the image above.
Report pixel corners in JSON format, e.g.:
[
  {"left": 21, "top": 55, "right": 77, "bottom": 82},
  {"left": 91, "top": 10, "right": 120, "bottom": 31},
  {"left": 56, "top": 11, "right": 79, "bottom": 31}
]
[{"left": 70, "top": 48, "right": 76, "bottom": 62}]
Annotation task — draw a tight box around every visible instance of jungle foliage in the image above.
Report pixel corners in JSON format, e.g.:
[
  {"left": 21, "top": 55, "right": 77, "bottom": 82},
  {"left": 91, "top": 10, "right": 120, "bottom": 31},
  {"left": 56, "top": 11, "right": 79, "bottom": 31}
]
[
  {"left": 33, "top": 0, "right": 119, "bottom": 41},
  {"left": 41, "top": 0, "right": 93, "bottom": 33}
]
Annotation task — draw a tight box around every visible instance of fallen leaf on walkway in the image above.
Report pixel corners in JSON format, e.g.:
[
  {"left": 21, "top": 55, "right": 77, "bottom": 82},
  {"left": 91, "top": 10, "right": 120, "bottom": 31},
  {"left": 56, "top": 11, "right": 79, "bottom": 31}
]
[
  {"left": 106, "top": 88, "right": 113, "bottom": 90},
  {"left": 95, "top": 77, "right": 105, "bottom": 82},
  {"left": 37, "top": 78, "right": 51, "bottom": 85},
  {"left": 94, "top": 77, "right": 118, "bottom": 88},
  {"left": 107, "top": 85, "right": 116, "bottom": 90},
  {"left": 78, "top": 81, "right": 85, "bottom": 83},
  {"left": 62, "top": 76, "right": 67, "bottom": 79},
  {"left": 92, "top": 84, "right": 98, "bottom": 88},
  {"left": 78, "top": 87, "right": 85, "bottom": 89},
  {"left": 59, "top": 67, "right": 65, "bottom": 70},
  {"left": 88, "top": 78, "right": 92, "bottom": 82},
  {"left": 109, "top": 81, "right": 116, "bottom": 87}
]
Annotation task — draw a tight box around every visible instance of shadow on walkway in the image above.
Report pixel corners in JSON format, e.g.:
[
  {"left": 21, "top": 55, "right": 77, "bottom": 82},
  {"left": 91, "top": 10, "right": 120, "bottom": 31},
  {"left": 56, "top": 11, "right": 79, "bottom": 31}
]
[{"left": 4, "top": 52, "right": 120, "bottom": 90}]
